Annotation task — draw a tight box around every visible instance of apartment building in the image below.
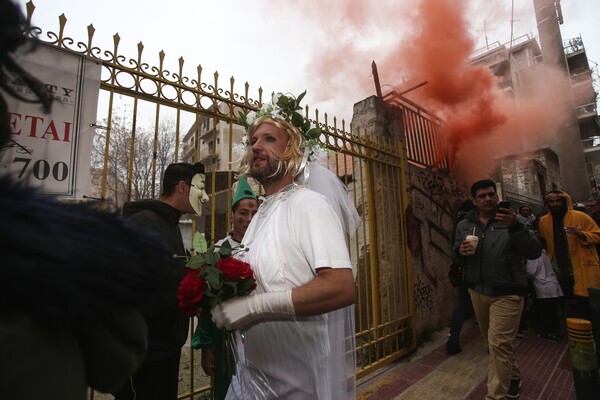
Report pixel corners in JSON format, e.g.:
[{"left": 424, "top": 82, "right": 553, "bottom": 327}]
[
  {"left": 181, "top": 102, "right": 246, "bottom": 171},
  {"left": 566, "top": 37, "right": 600, "bottom": 194},
  {"left": 468, "top": 32, "right": 598, "bottom": 210}
]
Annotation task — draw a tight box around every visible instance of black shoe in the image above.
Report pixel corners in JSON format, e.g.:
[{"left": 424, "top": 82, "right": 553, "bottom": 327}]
[
  {"left": 539, "top": 332, "right": 562, "bottom": 342},
  {"left": 507, "top": 378, "right": 521, "bottom": 399},
  {"left": 516, "top": 330, "right": 524, "bottom": 339},
  {"left": 446, "top": 339, "right": 462, "bottom": 355}
]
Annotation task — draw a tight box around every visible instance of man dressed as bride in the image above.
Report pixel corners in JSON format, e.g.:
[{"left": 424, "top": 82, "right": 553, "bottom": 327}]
[{"left": 212, "top": 92, "right": 358, "bottom": 399}]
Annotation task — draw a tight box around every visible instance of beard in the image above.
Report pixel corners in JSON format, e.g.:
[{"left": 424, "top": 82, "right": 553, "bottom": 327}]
[
  {"left": 549, "top": 203, "right": 567, "bottom": 218},
  {"left": 250, "top": 156, "right": 287, "bottom": 186}
]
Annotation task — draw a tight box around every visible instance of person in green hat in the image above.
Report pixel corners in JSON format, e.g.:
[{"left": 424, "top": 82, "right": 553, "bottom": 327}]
[
  {"left": 217, "top": 176, "right": 259, "bottom": 247},
  {"left": 193, "top": 176, "right": 258, "bottom": 400}
]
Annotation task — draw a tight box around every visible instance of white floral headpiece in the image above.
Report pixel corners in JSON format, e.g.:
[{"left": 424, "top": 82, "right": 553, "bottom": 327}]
[{"left": 236, "top": 91, "right": 327, "bottom": 161}]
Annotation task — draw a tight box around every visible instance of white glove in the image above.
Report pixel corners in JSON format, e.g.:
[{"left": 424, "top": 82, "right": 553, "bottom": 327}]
[{"left": 211, "top": 291, "right": 295, "bottom": 330}]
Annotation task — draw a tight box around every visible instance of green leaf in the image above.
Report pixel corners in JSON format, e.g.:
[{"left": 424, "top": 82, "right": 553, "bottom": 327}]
[
  {"left": 192, "top": 232, "right": 207, "bottom": 254},
  {"left": 296, "top": 90, "right": 306, "bottom": 108},
  {"left": 217, "top": 240, "right": 232, "bottom": 258},
  {"left": 221, "top": 281, "right": 237, "bottom": 299},
  {"left": 237, "top": 278, "right": 256, "bottom": 295},
  {"left": 306, "top": 127, "right": 322, "bottom": 140},
  {"left": 186, "top": 253, "right": 206, "bottom": 269},
  {"left": 201, "top": 265, "right": 223, "bottom": 291},
  {"left": 237, "top": 111, "right": 248, "bottom": 126},
  {"left": 291, "top": 112, "right": 304, "bottom": 127},
  {"left": 302, "top": 120, "right": 311, "bottom": 132},
  {"left": 204, "top": 250, "right": 219, "bottom": 266}
]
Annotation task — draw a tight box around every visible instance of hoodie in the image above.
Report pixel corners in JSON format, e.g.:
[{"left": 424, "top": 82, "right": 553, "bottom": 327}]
[{"left": 538, "top": 191, "right": 600, "bottom": 297}]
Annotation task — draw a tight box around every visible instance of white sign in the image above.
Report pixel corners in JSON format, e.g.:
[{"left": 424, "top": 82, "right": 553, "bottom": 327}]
[{"left": 1, "top": 41, "right": 101, "bottom": 199}]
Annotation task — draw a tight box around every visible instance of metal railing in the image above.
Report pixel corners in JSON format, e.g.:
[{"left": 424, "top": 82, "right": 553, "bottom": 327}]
[{"left": 21, "top": 1, "right": 426, "bottom": 397}]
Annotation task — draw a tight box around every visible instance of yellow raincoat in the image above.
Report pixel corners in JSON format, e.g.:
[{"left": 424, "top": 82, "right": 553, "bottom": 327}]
[{"left": 538, "top": 191, "right": 600, "bottom": 297}]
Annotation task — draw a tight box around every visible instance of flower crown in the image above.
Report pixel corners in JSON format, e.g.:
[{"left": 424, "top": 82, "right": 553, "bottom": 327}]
[{"left": 237, "top": 91, "right": 326, "bottom": 159}]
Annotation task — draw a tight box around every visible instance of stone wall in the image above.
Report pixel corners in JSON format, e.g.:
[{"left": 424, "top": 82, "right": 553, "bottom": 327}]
[
  {"left": 405, "top": 167, "right": 468, "bottom": 331},
  {"left": 352, "top": 96, "right": 468, "bottom": 337}
]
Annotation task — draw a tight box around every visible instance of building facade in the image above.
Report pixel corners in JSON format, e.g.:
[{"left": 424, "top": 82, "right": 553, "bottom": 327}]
[{"left": 470, "top": 31, "right": 598, "bottom": 207}]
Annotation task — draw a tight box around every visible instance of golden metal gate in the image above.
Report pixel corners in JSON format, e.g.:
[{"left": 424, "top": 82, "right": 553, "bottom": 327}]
[{"left": 22, "top": 1, "right": 422, "bottom": 397}]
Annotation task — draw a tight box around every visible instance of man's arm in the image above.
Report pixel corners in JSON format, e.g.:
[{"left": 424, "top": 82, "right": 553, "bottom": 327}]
[
  {"left": 510, "top": 225, "right": 542, "bottom": 259},
  {"left": 452, "top": 222, "right": 468, "bottom": 263},
  {"left": 565, "top": 213, "right": 600, "bottom": 245},
  {"left": 292, "top": 267, "right": 355, "bottom": 316},
  {"left": 212, "top": 193, "right": 355, "bottom": 330},
  {"left": 211, "top": 267, "right": 354, "bottom": 330}
]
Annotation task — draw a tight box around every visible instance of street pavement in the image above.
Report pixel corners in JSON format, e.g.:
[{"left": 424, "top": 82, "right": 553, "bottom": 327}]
[{"left": 357, "top": 319, "right": 577, "bottom": 399}]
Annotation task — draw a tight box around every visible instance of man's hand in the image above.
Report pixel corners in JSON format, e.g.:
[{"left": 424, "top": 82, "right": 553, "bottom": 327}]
[
  {"left": 201, "top": 348, "right": 215, "bottom": 376},
  {"left": 495, "top": 206, "right": 517, "bottom": 228},
  {"left": 564, "top": 226, "right": 585, "bottom": 240},
  {"left": 211, "top": 291, "right": 294, "bottom": 330},
  {"left": 459, "top": 240, "right": 476, "bottom": 256}
]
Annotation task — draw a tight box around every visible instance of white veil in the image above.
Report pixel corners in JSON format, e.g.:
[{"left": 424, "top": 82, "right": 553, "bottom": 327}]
[
  {"left": 296, "top": 151, "right": 358, "bottom": 399},
  {"left": 295, "top": 152, "right": 360, "bottom": 239}
]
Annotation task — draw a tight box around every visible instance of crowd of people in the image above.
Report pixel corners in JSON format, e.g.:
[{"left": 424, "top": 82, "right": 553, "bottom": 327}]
[{"left": 449, "top": 179, "right": 600, "bottom": 400}]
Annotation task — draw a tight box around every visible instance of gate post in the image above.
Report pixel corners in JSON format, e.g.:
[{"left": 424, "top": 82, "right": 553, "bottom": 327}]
[{"left": 566, "top": 318, "right": 600, "bottom": 399}]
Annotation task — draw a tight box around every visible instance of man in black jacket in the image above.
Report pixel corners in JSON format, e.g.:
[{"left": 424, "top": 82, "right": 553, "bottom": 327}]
[
  {"left": 453, "top": 179, "right": 541, "bottom": 400},
  {"left": 115, "top": 162, "right": 208, "bottom": 400}
]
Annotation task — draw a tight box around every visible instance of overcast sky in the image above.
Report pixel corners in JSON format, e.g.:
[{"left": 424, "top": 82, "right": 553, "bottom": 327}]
[{"left": 16, "top": 0, "right": 599, "bottom": 122}]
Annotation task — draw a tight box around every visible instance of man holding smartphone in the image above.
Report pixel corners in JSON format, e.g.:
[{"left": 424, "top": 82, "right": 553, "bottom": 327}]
[{"left": 453, "top": 179, "right": 542, "bottom": 400}]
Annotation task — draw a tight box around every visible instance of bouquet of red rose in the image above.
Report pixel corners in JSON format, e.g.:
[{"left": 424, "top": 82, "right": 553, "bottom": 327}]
[
  {"left": 177, "top": 240, "right": 255, "bottom": 379},
  {"left": 177, "top": 240, "right": 255, "bottom": 317}
]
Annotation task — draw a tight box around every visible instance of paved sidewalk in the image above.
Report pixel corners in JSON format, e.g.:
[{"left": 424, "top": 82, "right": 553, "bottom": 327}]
[{"left": 357, "top": 322, "right": 576, "bottom": 399}]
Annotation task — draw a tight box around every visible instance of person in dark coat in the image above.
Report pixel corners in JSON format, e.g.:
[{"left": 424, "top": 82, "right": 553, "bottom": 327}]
[
  {"left": 446, "top": 200, "right": 475, "bottom": 355},
  {"left": 114, "top": 161, "right": 209, "bottom": 400},
  {"left": 0, "top": 1, "right": 174, "bottom": 398}
]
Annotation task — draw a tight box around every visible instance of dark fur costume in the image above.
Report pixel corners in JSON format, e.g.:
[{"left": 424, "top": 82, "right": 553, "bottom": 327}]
[
  {"left": 0, "top": 175, "right": 174, "bottom": 399},
  {"left": 0, "top": 175, "right": 171, "bottom": 321},
  {"left": 0, "top": 1, "right": 180, "bottom": 397}
]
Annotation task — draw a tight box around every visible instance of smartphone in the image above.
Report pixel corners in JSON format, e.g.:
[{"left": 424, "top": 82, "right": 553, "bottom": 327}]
[{"left": 497, "top": 201, "right": 511, "bottom": 213}]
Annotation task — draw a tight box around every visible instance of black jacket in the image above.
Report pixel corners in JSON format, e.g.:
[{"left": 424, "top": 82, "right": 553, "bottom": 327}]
[
  {"left": 452, "top": 209, "right": 542, "bottom": 296},
  {"left": 122, "top": 200, "right": 190, "bottom": 361}
]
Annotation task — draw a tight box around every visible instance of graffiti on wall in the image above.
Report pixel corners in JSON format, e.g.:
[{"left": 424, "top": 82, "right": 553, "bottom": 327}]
[
  {"left": 414, "top": 275, "right": 434, "bottom": 311},
  {"left": 415, "top": 170, "right": 466, "bottom": 199},
  {"left": 406, "top": 168, "right": 468, "bottom": 320}
]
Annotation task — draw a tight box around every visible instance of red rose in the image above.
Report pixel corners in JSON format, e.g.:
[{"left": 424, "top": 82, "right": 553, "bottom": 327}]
[
  {"left": 216, "top": 258, "right": 255, "bottom": 282},
  {"left": 177, "top": 270, "right": 205, "bottom": 317}
]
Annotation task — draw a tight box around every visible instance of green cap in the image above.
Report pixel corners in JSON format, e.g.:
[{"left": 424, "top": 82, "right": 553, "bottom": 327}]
[{"left": 232, "top": 176, "right": 257, "bottom": 207}]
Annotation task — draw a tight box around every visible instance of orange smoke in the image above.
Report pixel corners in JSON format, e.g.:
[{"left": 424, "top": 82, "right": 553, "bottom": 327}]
[
  {"left": 282, "top": 0, "right": 569, "bottom": 183},
  {"left": 384, "top": 0, "right": 509, "bottom": 170}
]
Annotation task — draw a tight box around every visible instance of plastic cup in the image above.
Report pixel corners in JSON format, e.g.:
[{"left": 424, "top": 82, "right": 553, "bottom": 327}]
[{"left": 465, "top": 235, "right": 479, "bottom": 255}]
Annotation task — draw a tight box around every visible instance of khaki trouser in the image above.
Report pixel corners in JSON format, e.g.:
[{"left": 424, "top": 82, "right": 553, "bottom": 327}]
[{"left": 469, "top": 289, "right": 523, "bottom": 400}]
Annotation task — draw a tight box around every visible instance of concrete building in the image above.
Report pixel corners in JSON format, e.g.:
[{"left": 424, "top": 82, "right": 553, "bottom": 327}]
[
  {"left": 469, "top": 29, "right": 598, "bottom": 207},
  {"left": 181, "top": 102, "right": 246, "bottom": 171},
  {"left": 566, "top": 37, "right": 600, "bottom": 196}
]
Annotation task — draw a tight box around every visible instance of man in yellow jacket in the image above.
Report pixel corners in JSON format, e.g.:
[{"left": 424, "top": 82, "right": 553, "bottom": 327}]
[{"left": 538, "top": 190, "right": 600, "bottom": 320}]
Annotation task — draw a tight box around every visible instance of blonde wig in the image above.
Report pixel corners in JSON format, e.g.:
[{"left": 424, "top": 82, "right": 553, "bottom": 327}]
[{"left": 239, "top": 116, "right": 304, "bottom": 179}]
